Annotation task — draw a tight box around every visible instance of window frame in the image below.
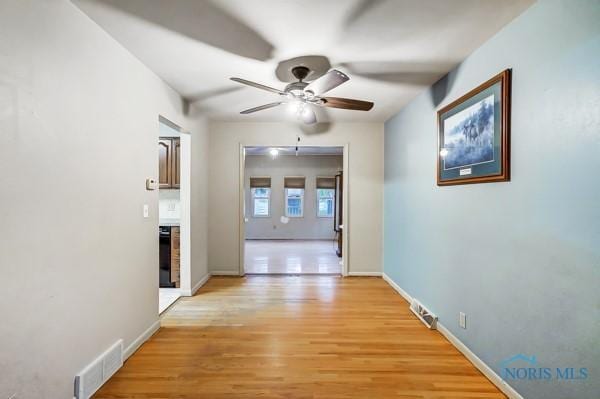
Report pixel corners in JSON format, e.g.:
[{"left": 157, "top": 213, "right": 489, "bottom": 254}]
[
  {"left": 251, "top": 187, "right": 271, "bottom": 218},
  {"left": 284, "top": 187, "right": 304, "bottom": 218},
  {"left": 316, "top": 188, "right": 335, "bottom": 218}
]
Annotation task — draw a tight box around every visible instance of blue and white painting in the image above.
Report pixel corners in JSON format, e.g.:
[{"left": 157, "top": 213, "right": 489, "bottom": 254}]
[{"left": 443, "top": 94, "right": 495, "bottom": 170}]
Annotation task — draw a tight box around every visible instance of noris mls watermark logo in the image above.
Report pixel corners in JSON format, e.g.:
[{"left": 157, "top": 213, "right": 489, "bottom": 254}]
[{"left": 499, "top": 354, "right": 589, "bottom": 381}]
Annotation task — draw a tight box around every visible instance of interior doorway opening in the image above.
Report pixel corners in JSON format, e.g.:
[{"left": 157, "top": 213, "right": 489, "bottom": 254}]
[
  {"left": 158, "top": 116, "right": 191, "bottom": 313},
  {"left": 241, "top": 146, "right": 347, "bottom": 275}
]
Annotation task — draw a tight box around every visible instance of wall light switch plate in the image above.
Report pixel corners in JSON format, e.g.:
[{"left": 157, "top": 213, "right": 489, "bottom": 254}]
[
  {"left": 143, "top": 204, "right": 149, "bottom": 218},
  {"left": 459, "top": 312, "right": 467, "bottom": 329}
]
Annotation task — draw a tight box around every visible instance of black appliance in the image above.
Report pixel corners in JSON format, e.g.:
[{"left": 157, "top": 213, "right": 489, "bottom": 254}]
[{"left": 159, "top": 226, "right": 175, "bottom": 288}]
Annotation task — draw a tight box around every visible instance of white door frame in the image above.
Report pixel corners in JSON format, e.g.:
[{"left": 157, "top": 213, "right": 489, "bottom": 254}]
[
  {"left": 238, "top": 143, "right": 350, "bottom": 276},
  {"left": 179, "top": 131, "right": 192, "bottom": 295}
]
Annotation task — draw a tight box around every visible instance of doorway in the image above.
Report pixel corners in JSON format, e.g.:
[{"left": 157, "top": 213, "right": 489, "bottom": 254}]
[
  {"left": 240, "top": 145, "right": 348, "bottom": 275},
  {"left": 158, "top": 116, "right": 191, "bottom": 313}
]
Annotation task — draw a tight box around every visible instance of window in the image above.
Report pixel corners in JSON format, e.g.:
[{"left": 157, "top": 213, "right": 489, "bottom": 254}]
[
  {"left": 285, "top": 188, "right": 304, "bottom": 217},
  {"left": 317, "top": 188, "right": 335, "bottom": 217},
  {"left": 252, "top": 187, "right": 270, "bottom": 217},
  {"left": 284, "top": 176, "right": 305, "bottom": 218},
  {"left": 250, "top": 177, "right": 271, "bottom": 217},
  {"left": 316, "top": 176, "right": 336, "bottom": 218}
]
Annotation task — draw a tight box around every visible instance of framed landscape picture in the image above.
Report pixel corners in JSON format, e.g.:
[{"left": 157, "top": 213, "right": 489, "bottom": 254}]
[{"left": 437, "top": 69, "right": 511, "bottom": 185}]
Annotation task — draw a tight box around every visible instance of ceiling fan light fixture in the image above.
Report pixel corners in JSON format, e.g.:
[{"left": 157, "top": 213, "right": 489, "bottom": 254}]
[
  {"left": 290, "top": 102, "right": 315, "bottom": 124},
  {"left": 288, "top": 100, "right": 302, "bottom": 114},
  {"left": 301, "top": 107, "right": 312, "bottom": 119},
  {"left": 230, "top": 66, "right": 374, "bottom": 124},
  {"left": 300, "top": 106, "right": 317, "bottom": 125}
]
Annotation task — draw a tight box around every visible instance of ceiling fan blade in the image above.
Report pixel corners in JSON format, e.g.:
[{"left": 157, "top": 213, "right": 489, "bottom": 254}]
[
  {"left": 304, "top": 69, "right": 349, "bottom": 95},
  {"left": 321, "top": 97, "right": 374, "bottom": 111},
  {"left": 230, "top": 77, "right": 285, "bottom": 95},
  {"left": 240, "top": 102, "right": 283, "bottom": 114},
  {"left": 301, "top": 107, "right": 317, "bottom": 125}
]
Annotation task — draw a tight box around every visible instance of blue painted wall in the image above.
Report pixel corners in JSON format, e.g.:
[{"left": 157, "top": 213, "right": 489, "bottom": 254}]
[{"left": 383, "top": 1, "right": 600, "bottom": 398}]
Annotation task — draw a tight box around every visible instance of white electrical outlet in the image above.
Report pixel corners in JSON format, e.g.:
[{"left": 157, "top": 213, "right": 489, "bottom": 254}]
[{"left": 459, "top": 312, "right": 467, "bottom": 329}]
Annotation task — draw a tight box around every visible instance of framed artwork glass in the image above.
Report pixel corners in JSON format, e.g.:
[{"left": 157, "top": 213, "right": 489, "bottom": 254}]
[{"left": 437, "top": 69, "right": 511, "bottom": 185}]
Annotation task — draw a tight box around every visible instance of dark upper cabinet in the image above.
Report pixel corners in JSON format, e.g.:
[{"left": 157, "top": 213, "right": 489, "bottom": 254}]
[
  {"left": 159, "top": 137, "right": 180, "bottom": 189},
  {"left": 158, "top": 139, "right": 172, "bottom": 189}
]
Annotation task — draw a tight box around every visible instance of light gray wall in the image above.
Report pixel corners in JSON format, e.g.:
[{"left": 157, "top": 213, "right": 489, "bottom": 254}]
[
  {"left": 383, "top": 1, "right": 600, "bottom": 398},
  {"left": 0, "top": 1, "right": 208, "bottom": 398},
  {"left": 245, "top": 155, "right": 342, "bottom": 240},
  {"left": 208, "top": 122, "right": 384, "bottom": 275}
]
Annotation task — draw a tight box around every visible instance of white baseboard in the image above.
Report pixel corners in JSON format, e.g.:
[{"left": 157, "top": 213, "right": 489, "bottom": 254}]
[
  {"left": 382, "top": 273, "right": 412, "bottom": 303},
  {"left": 347, "top": 271, "right": 382, "bottom": 277},
  {"left": 125, "top": 274, "right": 211, "bottom": 363},
  {"left": 210, "top": 270, "right": 240, "bottom": 276},
  {"left": 381, "top": 273, "right": 523, "bottom": 399},
  {"left": 123, "top": 320, "right": 160, "bottom": 360},
  {"left": 181, "top": 273, "right": 211, "bottom": 296},
  {"left": 436, "top": 323, "right": 523, "bottom": 399}
]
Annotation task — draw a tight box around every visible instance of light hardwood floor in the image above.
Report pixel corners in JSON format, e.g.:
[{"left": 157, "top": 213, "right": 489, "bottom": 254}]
[
  {"left": 94, "top": 276, "right": 505, "bottom": 398},
  {"left": 245, "top": 239, "right": 341, "bottom": 274}
]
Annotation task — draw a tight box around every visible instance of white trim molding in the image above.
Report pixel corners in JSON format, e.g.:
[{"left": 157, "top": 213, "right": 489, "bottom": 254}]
[
  {"left": 382, "top": 273, "right": 523, "bottom": 399},
  {"left": 179, "top": 131, "right": 192, "bottom": 297},
  {"left": 124, "top": 320, "right": 160, "bottom": 360},
  {"left": 347, "top": 271, "right": 382, "bottom": 277},
  {"left": 181, "top": 273, "right": 211, "bottom": 296},
  {"left": 382, "top": 273, "right": 412, "bottom": 302},
  {"left": 124, "top": 273, "right": 212, "bottom": 363},
  {"left": 436, "top": 323, "right": 524, "bottom": 399},
  {"left": 125, "top": 273, "right": 212, "bottom": 362}
]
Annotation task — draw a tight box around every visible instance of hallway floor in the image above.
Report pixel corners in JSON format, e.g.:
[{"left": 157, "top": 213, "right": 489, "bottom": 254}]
[
  {"left": 244, "top": 239, "right": 341, "bottom": 274},
  {"left": 94, "top": 276, "right": 505, "bottom": 399}
]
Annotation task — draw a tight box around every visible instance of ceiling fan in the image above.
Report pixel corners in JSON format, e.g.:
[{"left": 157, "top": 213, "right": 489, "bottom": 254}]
[{"left": 230, "top": 66, "right": 374, "bottom": 124}]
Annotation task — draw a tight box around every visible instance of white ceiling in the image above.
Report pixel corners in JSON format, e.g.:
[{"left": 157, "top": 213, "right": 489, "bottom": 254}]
[{"left": 73, "top": 0, "right": 533, "bottom": 122}]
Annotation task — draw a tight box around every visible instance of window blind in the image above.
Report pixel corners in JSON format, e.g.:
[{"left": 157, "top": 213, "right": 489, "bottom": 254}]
[
  {"left": 250, "top": 177, "right": 271, "bottom": 188},
  {"left": 284, "top": 176, "right": 306, "bottom": 189},
  {"left": 316, "top": 177, "right": 336, "bottom": 189}
]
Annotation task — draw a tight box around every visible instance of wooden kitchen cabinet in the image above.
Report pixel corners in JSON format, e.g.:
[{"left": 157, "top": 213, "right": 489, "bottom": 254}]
[
  {"left": 170, "top": 226, "right": 180, "bottom": 287},
  {"left": 158, "top": 139, "right": 172, "bottom": 189},
  {"left": 158, "top": 137, "right": 180, "bottom": 189},
  {"left": 172, "top": 138, "right": 181, "bottom": 188}
]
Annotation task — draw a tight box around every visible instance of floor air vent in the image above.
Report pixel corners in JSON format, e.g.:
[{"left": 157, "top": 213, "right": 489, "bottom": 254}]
[
  {"left": 410, "top": 299, "right": 438, "bottom": 329},
  {"left": 75, "top": 339, "right": 123, "bottom": 398}
]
